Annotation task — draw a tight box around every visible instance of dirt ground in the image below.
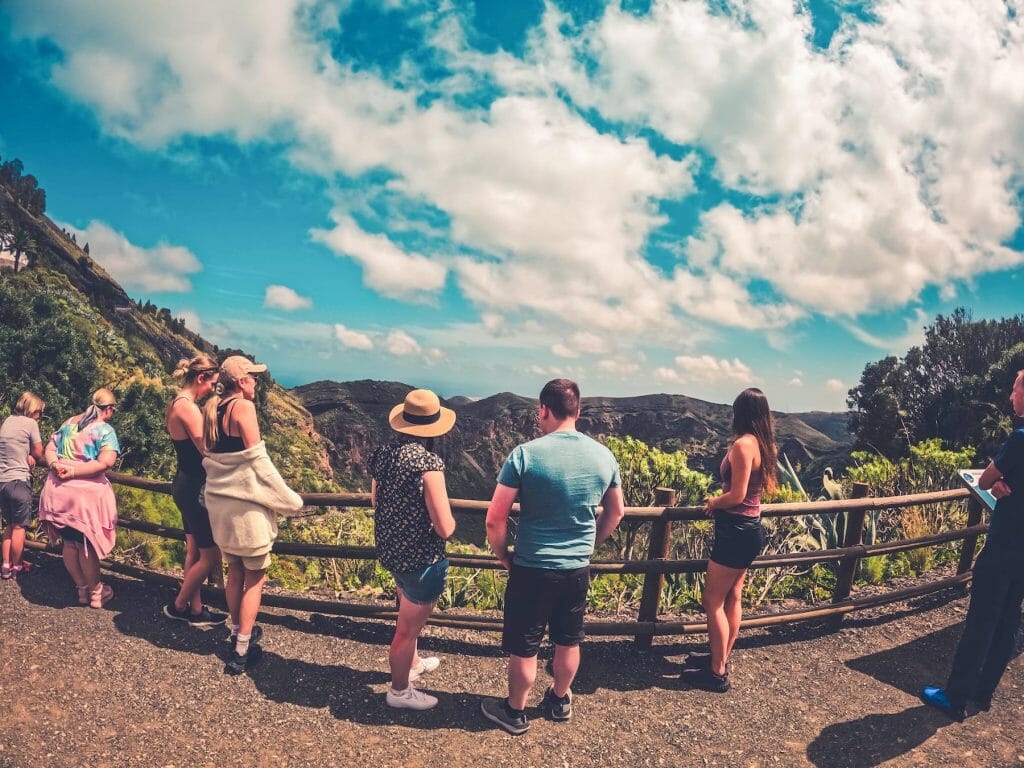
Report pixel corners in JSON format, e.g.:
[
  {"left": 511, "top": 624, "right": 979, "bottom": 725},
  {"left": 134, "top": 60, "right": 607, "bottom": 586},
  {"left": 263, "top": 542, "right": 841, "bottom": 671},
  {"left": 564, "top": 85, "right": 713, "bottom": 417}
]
[{"left": 1, "top": 553, "right": 1022, "bottom": 768}]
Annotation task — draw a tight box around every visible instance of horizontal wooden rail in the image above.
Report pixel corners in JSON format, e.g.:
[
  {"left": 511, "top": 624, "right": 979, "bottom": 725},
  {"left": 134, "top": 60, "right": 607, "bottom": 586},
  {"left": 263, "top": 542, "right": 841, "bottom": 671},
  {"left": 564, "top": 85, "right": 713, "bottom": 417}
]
[
  {"left": 61, "top": 551, "right": 968, "bottom": 637},
  {"left": 114, "top": 517, "right": 989, "bottom": 574},
  {"left": 107, "top": 473, "right": 970, "bottom": 519}
]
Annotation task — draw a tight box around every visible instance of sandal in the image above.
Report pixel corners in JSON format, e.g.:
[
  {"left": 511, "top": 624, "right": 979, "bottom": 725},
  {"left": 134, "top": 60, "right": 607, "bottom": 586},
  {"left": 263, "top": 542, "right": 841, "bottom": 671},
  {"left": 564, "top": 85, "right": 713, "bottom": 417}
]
[{"left": 90, "top": 583, "right": 113, "bottom": 608}]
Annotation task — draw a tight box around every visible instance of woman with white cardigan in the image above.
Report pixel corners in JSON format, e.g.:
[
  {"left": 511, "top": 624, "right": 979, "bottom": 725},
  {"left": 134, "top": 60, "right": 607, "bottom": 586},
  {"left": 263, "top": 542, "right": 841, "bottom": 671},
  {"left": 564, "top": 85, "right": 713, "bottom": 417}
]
[{"left": 202, "top": 356, "right": 302, "bottom": 675}]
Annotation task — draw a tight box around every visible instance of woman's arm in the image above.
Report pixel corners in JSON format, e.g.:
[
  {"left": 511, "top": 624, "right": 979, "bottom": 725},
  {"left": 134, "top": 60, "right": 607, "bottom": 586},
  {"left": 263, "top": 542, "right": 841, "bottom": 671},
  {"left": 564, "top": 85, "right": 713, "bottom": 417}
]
[
  {"left": 423, "top": 471, "right": 456, "bottom": 539},
  {"left": 55, "top": 449, "right": 117, "bottom": 480},
  {"left": 232, "top": 399, "right": 262, "bottom": 449},
  {"left": 371, "top": 478, "right": 377, "bottom": 509},
  {"left": 705, "top": 437, "right": 757, "bottom": 512}
]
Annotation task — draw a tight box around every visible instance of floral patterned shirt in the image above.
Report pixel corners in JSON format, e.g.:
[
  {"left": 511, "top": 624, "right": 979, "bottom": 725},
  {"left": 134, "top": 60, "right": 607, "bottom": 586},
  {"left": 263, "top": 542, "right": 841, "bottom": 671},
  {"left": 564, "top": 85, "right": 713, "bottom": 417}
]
[{"left": 369, "top": 442, "right": 446, "bottom": 573}]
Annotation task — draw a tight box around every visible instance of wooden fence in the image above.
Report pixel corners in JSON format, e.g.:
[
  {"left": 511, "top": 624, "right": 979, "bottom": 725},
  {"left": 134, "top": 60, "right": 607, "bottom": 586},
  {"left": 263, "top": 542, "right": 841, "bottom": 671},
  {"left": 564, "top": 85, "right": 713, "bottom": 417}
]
[{"left": 31, "top": 473, "right": 986, "bottom": 644}]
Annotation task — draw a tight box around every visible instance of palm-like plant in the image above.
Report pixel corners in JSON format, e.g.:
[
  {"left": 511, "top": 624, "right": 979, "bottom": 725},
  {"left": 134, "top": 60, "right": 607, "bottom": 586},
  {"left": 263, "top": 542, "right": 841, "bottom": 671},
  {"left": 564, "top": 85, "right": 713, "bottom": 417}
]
[{"left": 8, "top": 225, "right": 35, "bottom": 272}]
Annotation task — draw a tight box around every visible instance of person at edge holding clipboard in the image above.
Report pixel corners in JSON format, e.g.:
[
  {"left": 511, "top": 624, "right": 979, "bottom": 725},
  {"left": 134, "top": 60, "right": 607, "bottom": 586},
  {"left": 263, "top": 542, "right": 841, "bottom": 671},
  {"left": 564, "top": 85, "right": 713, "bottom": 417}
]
[{"left": 922, "top": 368, "right": 1024, "bottom": 721}]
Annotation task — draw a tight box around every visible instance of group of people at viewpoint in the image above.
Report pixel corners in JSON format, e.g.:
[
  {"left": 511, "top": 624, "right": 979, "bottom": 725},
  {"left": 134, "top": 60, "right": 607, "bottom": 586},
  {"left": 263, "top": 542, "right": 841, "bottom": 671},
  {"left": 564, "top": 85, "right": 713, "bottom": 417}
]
[{"left": 2, "top": 358, "right": 1023, "bottom": 734}]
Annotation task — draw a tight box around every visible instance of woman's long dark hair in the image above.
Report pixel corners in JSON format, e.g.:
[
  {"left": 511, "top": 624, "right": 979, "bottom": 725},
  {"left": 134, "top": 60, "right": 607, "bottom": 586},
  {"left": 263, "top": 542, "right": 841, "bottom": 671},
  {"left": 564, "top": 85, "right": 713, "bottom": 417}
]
[{"left": 731, "top": 387, "right": 778, "bottom": 495}]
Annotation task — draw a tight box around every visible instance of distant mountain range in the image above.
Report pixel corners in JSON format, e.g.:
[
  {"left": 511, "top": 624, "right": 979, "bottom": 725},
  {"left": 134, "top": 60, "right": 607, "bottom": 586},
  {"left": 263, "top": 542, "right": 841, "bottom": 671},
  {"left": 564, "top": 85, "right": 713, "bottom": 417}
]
[{"left": 294, "top": 379, "right": 853, "bottom": 500}]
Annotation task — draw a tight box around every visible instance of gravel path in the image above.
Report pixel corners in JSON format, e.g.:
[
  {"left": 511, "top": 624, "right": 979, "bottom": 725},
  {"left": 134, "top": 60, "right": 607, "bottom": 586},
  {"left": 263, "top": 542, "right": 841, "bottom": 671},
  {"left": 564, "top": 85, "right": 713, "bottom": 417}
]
[{"left": 1, "top": 553, "right": 1021, "bottom": 768}]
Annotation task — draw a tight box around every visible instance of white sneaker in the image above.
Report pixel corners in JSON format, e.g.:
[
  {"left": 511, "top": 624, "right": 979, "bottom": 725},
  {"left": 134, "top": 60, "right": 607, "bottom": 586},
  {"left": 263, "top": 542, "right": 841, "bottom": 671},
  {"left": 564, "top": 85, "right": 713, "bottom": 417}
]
[
  {"left": 409, "top": 656, "right": 441, "bottom": 681},
  {"left": 386, "top": 685, "right": 438, "bottom": 710}
]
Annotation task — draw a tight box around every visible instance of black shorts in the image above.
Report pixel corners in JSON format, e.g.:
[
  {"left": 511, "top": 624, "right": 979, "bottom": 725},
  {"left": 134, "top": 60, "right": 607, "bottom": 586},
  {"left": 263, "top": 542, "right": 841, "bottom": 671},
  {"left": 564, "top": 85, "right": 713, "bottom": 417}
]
[
  {"left": 0, "top": 479, "right": 34, "bottom": 527},
  {"left": 60, "top": 525, "right": 85, "bottom": 544},
  {"left": 709, "top": 511, "right": 766, "bottom": 569},
  {"left": 172, "top": 471, "right": 216, "bottom": 550},
  {"left": 502, "top": 564, "right": 590, "bottom": 657}
]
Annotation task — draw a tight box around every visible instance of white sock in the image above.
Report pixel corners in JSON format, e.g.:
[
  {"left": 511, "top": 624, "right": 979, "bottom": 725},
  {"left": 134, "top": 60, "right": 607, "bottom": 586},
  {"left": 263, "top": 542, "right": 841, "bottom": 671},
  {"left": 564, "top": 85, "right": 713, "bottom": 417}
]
[
  {"left": 235, "top": 633, "right": 250, "bottom": 656},
  {"left": 229, "top": 623, "right": 240, "bottom": 638},
  {"left": 390, "top": 685, "right": 409, "bottom": 695}
]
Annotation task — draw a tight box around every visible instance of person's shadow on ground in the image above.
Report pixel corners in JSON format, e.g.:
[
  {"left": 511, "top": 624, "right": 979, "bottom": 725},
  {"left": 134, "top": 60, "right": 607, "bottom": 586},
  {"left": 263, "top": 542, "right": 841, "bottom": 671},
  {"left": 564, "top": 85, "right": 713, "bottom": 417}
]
[
  {"left": 805, "top": 621, "right": 1023, "bottom": 767},
  {"left": 806, "top": 705, "right": 954, "bottom": 768},
  {"left": 247, "top": 650, "right": 497, "bottom": 732}
]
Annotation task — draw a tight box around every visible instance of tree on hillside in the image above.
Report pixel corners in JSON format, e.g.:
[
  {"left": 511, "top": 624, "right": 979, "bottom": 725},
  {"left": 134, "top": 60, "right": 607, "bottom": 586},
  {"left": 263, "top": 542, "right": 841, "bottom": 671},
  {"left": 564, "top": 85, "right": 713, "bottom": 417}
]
[
  {"left": 8, "top": 226, "right": 36, "bottom": 272},
  {"left": 848, "top": 309, "right": 1024, "bottom": 458}
]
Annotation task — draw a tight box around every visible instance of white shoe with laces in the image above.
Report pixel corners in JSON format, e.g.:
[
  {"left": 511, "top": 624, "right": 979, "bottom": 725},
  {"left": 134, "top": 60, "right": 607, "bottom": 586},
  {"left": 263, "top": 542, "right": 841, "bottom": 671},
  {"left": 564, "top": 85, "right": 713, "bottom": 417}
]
[
  {"left": 409, "top": 656, "right": 441, "bottom": 681},
  {"left": 386, "top": 685, "right": 438, "bottom": 710}
]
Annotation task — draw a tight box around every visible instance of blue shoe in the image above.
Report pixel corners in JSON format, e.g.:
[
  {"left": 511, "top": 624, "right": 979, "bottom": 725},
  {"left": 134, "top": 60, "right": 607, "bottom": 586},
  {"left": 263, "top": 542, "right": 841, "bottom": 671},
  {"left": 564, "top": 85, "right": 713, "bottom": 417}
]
[{"left": 921, "top": 686, "right": 965, "bottom": 722}]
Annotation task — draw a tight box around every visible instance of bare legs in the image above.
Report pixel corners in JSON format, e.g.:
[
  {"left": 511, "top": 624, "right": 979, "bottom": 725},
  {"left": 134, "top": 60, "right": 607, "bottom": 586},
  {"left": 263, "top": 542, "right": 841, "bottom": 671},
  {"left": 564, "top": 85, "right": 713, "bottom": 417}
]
[
  {"left": 173, "top": 545, "right": 222, "bottom": 614},
  {"left": 389, "top": 593, "right": 436, "bottom": 690},
  {"left": 702, "top": 561, "right": 748, "bottom": 676},
  {"left": 62, "top": 541, "right": 87, "bottom": 588},
  {"left": 225, "top": 560, "right": 266, "bottom": 636},
  {"left": 508, "top": 644, "right": 579, "bottom": 709},
  {"left": 2, "top": 525, "right": 26, "bottom": 568}
]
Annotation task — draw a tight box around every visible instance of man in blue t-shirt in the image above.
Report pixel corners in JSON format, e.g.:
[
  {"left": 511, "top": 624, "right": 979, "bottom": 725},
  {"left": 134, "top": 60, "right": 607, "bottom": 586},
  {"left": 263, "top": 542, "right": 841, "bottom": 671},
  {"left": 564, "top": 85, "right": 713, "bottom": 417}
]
[
  {"left": 480, "top": 379, "right": 624, "bottom": 735},
  {"left": 923, "top": 368, "right": 1024, "bottom": 721}
]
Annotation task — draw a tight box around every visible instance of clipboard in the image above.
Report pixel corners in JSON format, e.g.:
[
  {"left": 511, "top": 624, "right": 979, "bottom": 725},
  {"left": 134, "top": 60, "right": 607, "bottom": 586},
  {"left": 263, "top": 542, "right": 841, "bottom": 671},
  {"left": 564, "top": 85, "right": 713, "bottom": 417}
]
[{"left": 957, "top": 468, "right": 997, "bottom": 512}]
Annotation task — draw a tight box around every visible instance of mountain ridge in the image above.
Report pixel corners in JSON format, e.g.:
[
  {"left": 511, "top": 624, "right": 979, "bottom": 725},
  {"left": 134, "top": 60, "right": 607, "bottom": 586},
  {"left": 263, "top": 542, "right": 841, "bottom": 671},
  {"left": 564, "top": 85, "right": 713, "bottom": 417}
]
[{"left": 294, "top": 379, "right": 853, "bottom": 499}]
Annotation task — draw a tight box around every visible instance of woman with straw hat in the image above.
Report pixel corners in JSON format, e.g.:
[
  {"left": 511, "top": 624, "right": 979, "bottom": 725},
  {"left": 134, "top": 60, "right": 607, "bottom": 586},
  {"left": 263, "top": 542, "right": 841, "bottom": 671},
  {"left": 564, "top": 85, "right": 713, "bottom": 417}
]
[{"left": 370, "top": 388, "right": 457, "bottom": 711}]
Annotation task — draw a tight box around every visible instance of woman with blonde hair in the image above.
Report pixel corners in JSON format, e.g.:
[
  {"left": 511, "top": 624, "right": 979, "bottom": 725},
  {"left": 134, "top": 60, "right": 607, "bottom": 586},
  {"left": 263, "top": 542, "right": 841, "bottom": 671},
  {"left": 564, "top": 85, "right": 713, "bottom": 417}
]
[
  {"left": 683, "top": 387, "right": 777, "bottom": 693},
  {"left": 202, "top": 356, "right": 302, "bottom": 675},
  {"left": 39, "top": 388, "right": 121, "bottom": 607},
  {"left": 162, "top": 355, "right": 226, "bottom": 626},
  {"left": 1, "top": 392, "right": 45, "bottom": 579},
  {"left": 370, "top": 389, "right": 457, "bottom": 710}
]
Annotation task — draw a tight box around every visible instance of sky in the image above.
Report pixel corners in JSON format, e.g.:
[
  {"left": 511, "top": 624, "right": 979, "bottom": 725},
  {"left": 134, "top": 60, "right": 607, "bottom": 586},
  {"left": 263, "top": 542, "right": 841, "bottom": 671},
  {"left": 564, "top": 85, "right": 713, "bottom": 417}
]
[{"left": 2, "top": 0, "right": 1023, "bottom": 411}]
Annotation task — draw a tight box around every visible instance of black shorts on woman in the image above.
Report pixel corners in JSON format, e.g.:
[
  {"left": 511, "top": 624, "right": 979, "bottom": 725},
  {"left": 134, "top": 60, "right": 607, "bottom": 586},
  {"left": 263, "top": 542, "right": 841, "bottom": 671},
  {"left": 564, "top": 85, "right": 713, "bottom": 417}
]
[
  {"left": 172, "top": 470, "right": 216, "bottom": 549},
  {"left": 709, "top": 510, "right": 766, "bottom": 570}
]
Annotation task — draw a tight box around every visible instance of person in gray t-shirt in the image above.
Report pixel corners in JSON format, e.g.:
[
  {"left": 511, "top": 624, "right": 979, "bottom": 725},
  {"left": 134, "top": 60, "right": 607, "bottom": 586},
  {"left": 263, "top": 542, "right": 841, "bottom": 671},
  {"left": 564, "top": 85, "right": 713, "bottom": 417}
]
[
  {"left": 1, "top": 392, "right": 45, "bottom": 578},
  {"left": 481, "top": 379, "right": 624, "bottom": 735}
]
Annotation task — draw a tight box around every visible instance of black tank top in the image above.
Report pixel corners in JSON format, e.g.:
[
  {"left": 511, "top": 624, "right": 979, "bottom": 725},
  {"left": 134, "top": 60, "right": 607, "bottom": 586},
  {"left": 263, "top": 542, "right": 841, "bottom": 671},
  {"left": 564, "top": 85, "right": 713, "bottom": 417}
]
[
  {"left": 168, "top": 396, "right": 205, "bottom": 477},
  {"left": 211, "top": 398, "right": 245, "bottom": 454}
]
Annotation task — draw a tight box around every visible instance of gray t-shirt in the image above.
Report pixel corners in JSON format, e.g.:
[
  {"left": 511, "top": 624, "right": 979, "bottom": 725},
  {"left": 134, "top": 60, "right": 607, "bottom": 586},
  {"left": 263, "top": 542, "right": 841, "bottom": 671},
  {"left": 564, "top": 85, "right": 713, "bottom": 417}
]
[
  {"left": 0, "top": 415, "right": 42, "bottom": 483},
  {"left": 497, "top": 430, "right": 621, "bottom": 570}
]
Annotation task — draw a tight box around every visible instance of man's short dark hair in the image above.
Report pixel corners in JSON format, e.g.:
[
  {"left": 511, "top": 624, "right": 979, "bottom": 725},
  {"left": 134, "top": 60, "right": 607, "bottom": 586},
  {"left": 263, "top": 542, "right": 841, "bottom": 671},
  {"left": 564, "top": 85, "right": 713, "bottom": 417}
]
[{"left": 540, "top": 379, "right": 580, "bottom": 419}]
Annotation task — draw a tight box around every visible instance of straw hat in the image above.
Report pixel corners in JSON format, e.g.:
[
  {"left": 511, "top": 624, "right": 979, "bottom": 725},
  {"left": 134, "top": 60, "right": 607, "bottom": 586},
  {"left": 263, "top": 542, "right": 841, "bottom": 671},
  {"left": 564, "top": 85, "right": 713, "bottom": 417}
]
[{"left": 389, "top": 389, "right": 456, "bottom": 437}]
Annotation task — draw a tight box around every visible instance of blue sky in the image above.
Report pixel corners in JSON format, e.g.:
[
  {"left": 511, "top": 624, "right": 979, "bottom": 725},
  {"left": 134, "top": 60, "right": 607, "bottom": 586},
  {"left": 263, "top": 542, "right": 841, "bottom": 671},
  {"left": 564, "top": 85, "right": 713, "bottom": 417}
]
[{"left": 2, "top": 0, "right": 1023, "bottom": 411}]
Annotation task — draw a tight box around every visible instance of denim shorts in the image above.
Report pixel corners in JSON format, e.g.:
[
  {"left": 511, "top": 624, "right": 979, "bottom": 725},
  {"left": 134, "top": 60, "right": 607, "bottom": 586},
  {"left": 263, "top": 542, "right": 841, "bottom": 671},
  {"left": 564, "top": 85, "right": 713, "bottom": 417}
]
[{"left": 392, "top": 558, "right": 449, "bottom": 606}]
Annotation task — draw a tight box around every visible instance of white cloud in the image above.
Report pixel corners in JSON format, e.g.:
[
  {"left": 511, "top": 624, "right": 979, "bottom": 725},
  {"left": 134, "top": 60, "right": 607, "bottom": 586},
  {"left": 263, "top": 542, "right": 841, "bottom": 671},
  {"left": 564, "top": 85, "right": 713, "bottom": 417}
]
[
  {"left": 674, "top": 355, "right": 758, "bottom": 386},
  {"left": 263, "top": 284, "right": 312, "bottom": 311},
  {"left": 60, "top": 220, "right": 202, "bottom": 293},
  {"left": 333, "top": 323, "right": 373, "bottom": 350},
  {"left": 551, "top": 343, "right": 578, "bottom": 359},
  {"left": 826, "top": 378, "right": 848, "bottom": 393},
  {"left": 177, "top": 309, "right": 203, "bottom": 333},
  {"left": 311, "top": 214, "right": 447, "bottom": 300},
  {"left": 789, "top": 377, "right": 804, "bottom": 387},
  {"left": 842, "top": 308, "right": 929, "bottom": 352},
  {"left": 653, "top": 367, "right": 681, "bottom": 383},
  {"left": 385, "top": 329, "right": 421, "bottom": 356},
  {"left": 17, "top": 0, "right": 1024, "bottom": 352}
]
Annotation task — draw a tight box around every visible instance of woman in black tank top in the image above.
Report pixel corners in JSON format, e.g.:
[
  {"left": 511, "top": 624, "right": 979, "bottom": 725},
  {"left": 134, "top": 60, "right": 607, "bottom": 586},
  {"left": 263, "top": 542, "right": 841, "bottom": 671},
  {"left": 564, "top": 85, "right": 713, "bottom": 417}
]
[
  {"left": 211, "top": 398, "right": 246, "bottom": 453},
  {"left": 163, "top": 356, "right": 225, "bottom": 628}
]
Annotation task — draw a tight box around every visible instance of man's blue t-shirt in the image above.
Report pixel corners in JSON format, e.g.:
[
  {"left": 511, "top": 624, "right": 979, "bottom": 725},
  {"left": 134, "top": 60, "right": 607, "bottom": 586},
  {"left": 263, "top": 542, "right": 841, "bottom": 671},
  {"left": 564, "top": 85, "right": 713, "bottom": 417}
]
[
  {"left": 497, "top": 430, "right": 621, "bottom": 570},
  {"left": 990, "top": 428, "right": 1024, "bottom": 559}
]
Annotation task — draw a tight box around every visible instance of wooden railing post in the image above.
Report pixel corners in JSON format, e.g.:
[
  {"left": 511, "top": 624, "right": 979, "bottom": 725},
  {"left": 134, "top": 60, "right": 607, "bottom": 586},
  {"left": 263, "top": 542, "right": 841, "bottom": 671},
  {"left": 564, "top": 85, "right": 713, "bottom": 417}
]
[
  {"left": 634, "top": 487, "right": 676, "bottom": 649},
  {"left": 956, "top": 496, "right": 985, "bottom": 576},
  {"left": 830, "top": 482, "right": 871, "bottom": 623}
]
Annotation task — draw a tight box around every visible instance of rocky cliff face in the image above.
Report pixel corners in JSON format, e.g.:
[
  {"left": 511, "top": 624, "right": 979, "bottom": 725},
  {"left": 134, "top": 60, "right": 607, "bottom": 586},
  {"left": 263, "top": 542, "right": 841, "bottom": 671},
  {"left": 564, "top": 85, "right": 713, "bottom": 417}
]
[{"left": 294, "top": 381, "right": 853, "bottom": 499}]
